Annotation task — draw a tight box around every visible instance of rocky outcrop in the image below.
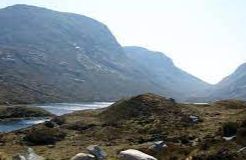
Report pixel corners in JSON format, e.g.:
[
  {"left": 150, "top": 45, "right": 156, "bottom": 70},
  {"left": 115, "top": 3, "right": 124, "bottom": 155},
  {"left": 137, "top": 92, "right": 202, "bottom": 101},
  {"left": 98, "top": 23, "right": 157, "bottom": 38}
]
[{"left": 119, "top": 149, "right": 157, "bottom": 160}]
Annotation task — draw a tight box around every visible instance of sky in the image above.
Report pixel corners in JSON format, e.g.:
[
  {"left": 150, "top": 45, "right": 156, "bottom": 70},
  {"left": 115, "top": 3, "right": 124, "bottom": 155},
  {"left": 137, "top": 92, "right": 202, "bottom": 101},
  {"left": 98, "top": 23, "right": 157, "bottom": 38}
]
[{"left": 0, "top": 0, "right": 246, "bottom": 84}]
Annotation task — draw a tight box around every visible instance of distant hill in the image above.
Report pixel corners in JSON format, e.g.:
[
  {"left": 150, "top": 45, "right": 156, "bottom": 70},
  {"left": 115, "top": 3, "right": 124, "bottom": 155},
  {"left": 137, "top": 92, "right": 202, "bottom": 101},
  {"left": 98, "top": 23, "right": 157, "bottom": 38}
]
[
  {"left": 208, "top": 63, "right": 246, "bottom": 101},
  {"left": 0, "top": 5, "right": 210, "bottom": 104},
  {"left": 123, "top": 47, "right": 210, "bottom": 100}
]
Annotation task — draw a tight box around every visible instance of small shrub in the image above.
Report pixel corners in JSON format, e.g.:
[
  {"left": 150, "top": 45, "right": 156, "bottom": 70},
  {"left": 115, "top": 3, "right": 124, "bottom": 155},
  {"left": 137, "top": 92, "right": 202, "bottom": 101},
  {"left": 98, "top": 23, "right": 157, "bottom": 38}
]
[
  {"left": 240, "top": 119, "right": 246, "bottom": 128},
  {"left": 179, "top": 135, "right": 190, "bottom": 144},
  {"left": 51, "top": 116, "right": 66, "bottom": 125},
  {"left": 44, "top": 121, "right": 55, "bottom": 128},
  {"left": 200, "top": 142, "right": 209, "bottom": 150},
  {"left": 24, "top": 126, "right": 66, "bottom": 145},
  {"left": 222, "top": 122, "right": 238, "bottom": 137},
  {"left": 236, "top": 128, "right": 246, "bottom": 145},
  {"left": 64, "top": 122, "right": 96, "bottom": 131},
  {"left": 193, "top": 149, "right": 237, "bottom": 160}
]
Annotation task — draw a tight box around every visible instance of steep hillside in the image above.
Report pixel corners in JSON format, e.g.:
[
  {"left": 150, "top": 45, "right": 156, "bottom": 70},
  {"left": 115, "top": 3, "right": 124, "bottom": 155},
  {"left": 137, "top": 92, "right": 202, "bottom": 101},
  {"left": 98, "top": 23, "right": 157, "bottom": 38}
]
[
  {"left": 0, "top": 5, "right": 210, "bottom": 104},
  {"left": 206, "top": 63, "right": 246, "bottom": 101},
  {"left": 124, "top": 47, "right": 209, "bottom": 100}
]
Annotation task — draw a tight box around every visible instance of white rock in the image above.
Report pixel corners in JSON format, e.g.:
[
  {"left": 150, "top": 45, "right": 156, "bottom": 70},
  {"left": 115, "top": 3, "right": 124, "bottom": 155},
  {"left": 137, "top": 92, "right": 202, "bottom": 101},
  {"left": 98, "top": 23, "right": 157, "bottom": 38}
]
[
  {"left": 238, "top": 147, "right": 246, "bottom": 153},
  {"left": 119, "top": 149, "right": 157, "bottom": 160},
  {"left": 223, "top": 136, "right": 236, "bottom": 141},
  {"left": 71, "top": 153, "right": 95, "bottom": 160}
]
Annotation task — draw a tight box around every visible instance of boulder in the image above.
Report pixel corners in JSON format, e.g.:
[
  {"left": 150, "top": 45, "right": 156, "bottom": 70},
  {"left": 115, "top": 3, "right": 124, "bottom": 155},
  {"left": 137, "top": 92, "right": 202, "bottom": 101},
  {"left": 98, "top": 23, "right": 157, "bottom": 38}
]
[
  {"left": 87, "top": 145, "right": 107, "bottom": 160},
  {"left": 71, "top": 153, "right": 95, "bottom": 160},
  {"left": 119, "top": 149, "right": 157, "bottom": 160}
]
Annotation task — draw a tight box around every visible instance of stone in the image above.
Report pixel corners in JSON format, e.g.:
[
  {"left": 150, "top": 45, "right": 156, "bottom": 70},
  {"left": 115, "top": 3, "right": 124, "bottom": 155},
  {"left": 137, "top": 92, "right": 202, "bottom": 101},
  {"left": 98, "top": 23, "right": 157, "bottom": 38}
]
[
  {"left": 149, "top": 141, "right": 167, "bottom": 151},
  {"left": 87, "top": 145, "right": 107, "bottom": 160},
  {"left": 238, "top": 147, "right": 246, "bottom": 153},
  {"left": 119, "top": 149, "right": 157, "bottom": 160},
  {"left": 223, "top": 136, "right": 236, "bottom": 141},
  {"left": 189, "top": 115, "right": 199, "bottom": 123},
  {"left": 71, "top": 153, "right": 96, "bottom": 160}
]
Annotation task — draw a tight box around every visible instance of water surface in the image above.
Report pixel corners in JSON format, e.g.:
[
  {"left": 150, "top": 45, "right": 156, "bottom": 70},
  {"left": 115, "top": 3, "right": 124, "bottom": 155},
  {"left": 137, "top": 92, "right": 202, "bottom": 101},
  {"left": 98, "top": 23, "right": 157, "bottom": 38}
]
[{"left": 0, "top": 102, "right": 113, "bottom": 133}]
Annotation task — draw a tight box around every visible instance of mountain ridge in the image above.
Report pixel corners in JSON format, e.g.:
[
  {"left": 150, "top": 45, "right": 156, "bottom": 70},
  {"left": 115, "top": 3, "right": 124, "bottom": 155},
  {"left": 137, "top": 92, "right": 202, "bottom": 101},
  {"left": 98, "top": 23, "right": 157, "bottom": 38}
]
[
  {"left": 0, "top": 4, "right": 212, "bottom": 103},
  {"left": 208, "top": 62, "right": 246, "bottom": 101}
]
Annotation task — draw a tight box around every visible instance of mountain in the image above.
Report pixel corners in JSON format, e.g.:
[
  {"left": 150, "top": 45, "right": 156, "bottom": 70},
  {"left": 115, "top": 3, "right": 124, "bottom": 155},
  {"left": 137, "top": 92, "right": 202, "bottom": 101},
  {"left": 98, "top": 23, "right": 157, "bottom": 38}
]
[
  {"left": 123, "top": 47, "right": 210, "bottom": 100},
  {"left": 0, "top": 5, "right": 210, "bottom": 104},
  {"left": 208, "top": 63, "right": 246, "bottom": 101}
]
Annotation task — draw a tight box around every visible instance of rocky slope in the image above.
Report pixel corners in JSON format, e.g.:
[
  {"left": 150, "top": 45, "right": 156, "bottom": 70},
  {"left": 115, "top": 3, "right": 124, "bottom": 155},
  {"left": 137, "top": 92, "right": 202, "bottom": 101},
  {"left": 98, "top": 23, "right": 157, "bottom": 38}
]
[
  {"left": 189, "top": 63, "right": 246, "bottom": 102},
  {"left": 0, "top": 93, "right": 245, "bottom": 159},
  {"left": 124, "top": 47, "right": 209, "bottom": 100},
  {"left": 0, "top": 5, "right": 210, "bottom": 104},
  {"left": 209, "top": 63, "right": 246, "bottom": 101}
]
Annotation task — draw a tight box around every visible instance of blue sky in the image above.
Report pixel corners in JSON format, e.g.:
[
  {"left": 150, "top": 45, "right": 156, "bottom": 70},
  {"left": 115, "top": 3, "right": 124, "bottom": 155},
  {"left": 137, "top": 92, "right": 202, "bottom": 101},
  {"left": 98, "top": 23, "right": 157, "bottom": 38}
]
[{"left": 0, "top": 0, "right": 246, "bottom": 84}]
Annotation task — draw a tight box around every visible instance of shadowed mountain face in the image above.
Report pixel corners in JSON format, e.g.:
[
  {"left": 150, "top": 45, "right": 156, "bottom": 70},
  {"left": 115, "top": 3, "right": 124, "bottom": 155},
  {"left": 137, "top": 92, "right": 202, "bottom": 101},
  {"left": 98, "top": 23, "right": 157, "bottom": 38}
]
[{"left": 0, "top": 5, "right": 210, "bottom": 104}]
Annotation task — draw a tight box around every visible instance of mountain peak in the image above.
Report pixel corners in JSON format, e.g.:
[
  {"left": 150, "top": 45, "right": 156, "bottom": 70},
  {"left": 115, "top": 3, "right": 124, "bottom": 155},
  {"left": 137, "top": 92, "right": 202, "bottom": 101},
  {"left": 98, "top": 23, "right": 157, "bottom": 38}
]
[
  {"left": 0, "top": 5, "right": 210, "bottom": 104},
  {"left": 236, "top": 63, "right": 246, "bottom": 72},
  {"left": 124, "top": 46, "right": 174, "bottom": 66},
  {"left": 3, "top": 4, "right": 47, "bottom": 11}
]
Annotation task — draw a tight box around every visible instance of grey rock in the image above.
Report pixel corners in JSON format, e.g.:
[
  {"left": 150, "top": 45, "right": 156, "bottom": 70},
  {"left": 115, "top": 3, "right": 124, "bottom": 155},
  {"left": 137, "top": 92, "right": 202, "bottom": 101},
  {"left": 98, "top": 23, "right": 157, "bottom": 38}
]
[
  {"left": 87, "top": 145, "right": 107, "bottom": 160},
  {"left": 189, "top": 115, "right": 199, "bottom": 123},
  {"left": 149, "top": 141, "right": 167, "bottom": 151}
]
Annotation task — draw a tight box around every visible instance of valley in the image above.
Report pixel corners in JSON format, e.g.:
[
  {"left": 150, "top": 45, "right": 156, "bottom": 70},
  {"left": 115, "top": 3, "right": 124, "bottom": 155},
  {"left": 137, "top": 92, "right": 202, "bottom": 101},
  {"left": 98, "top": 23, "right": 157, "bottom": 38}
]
[{"left": 0, "top": 4, "right": 246, "bottom": 160}]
